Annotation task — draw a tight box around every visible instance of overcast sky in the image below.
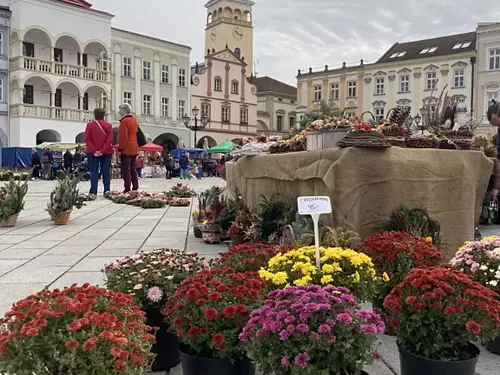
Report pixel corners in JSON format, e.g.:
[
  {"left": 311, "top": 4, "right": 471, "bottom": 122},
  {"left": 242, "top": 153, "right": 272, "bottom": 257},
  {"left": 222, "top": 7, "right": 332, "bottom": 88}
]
[{"left": 94, "top": 0, "right": 500, "bottom": 86}]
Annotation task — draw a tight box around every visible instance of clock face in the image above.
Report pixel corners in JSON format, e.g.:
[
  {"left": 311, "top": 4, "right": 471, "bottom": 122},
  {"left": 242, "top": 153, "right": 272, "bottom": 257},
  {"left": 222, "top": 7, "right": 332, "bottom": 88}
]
[
  {"left": 232, "top": 27, "right": 243, "bottom": 41},
  {"left": 210, "top": 28, "right": 217, "bottom": 41}
]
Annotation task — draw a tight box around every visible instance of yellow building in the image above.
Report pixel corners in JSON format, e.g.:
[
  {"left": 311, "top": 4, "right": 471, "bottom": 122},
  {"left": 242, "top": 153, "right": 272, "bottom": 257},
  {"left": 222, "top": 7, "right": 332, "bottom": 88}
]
[
  {"left": 204, "top": 0, "right": 254, "bottom": 76},
  {"left": 296, "top": 61, "right": 365, "bottom": 119},
  {"left": 363, "top": 32, "right": 476, "bottom": 123}
]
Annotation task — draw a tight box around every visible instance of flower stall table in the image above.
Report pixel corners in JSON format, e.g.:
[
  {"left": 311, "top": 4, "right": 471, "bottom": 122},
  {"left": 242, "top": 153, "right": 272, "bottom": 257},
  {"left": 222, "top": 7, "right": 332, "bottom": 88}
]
[{"left": 226, "top": 147, "right": 493, "bottom": 259}]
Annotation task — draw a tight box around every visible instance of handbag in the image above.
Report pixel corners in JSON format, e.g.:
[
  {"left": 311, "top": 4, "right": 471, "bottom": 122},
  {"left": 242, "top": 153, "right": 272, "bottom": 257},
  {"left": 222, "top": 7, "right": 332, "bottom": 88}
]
[{"left": 137, "top": 127, "right": 147, "bottom": 147}]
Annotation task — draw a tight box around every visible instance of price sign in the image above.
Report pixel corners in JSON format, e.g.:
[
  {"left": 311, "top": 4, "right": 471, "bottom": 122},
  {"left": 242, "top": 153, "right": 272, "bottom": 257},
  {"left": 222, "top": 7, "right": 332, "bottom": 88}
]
[
  {"left": 298, "top": 196, "right": 332, "bottom": 215},
  {"left": 297, "top": 196, "right": 332, "bottom": 268}
]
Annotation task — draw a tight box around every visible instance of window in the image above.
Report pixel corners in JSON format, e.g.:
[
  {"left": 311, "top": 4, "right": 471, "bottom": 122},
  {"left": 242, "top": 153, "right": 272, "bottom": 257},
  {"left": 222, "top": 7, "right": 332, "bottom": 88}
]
[
  {"left": 178, "top": 100, "right": 185, "bottom": 118},
  {"left": 143, "top": 94, "right": 151, "bottom": 115},
  {"left": 234, "top": 48, "right": 241, "bottom": 58},
  {"left": 231, "top": 80, "right": 239, "bottom": 94},
  {"left": 454, "top": 68, "right": 465, "bottom": 88},
  {"left": 222, "top": 106, "right": 230, "bottom": 122},
  {"left": 289, "top": 116, "right": 295, "bottom": 129},
  {"left": 375, "top": 77, "right": 385, "bottom": 94},
  {"left": 400, "top": 75, "right": 410, "bottom": 92},
  {"left": 99, "top": 52, "right": 108, "bottom": 71},
  {"left": 330, "top": 83, "right": 339, "bottom": 100},
  {"left": 374, "top": 107, "right": 385, "bottom": 122},
  {"left": 0, "top": 33, "right": 3, "bottom": 55},
  {"left": 489, "top": 48, "right": 500, "bottom": 71},
  {"left": 54, "top": 89, "right": 62, "bottom": 108},
  {"left": 99, "top": 93, "right": 107, "bottom": 109},
  {"left": 453, "top": 42, "right": 472, "bottom": 49},
  {"left": 83, "top": 93, "right": 89, "bottom": 110},
  {"left": 389, "top": 51, "right": 407, "bottom": 58},
  {"left": 77, "top": 53, "right": 88, "bottom": 67},
  {"left": 23, "top": 42, "right": 34, "bottom": 57},
  {"left": 178, "top": 68, "right": 186, "bottom": 87},
  {"left": 344, "top": 111, "right": 356, "bottom": 118},
  {"left": 420, "top": 47, "right": 438, "bottom": 54},
  {"left": 240, "top": 108, "right": 248, "bottom": 124},
  {"left": 161, "top": 97, "right": 169, "bottom": 117},
  {"left": 487, "top": 91, "right": 499, "bottom": 108},
  {"left": 123, "top": 91, "right": 132, "bottom": 106},
  {"left": 143, "top": 61, "right": 151, "bottom": 80},
  {"left": 313, "top": 85, "right": 322, "bottom": 101},
  {"left": 214, "top": 77, "right": 222, "bottom": 91},
  {"left": 276, "top": 114, "right": 283, "bottom": 131},
  {"left": 347, "top": 81, "right": 356, "bottom": 97},
  {"left": 426, "top": 72, "right": 437, "bottom": 90},
  {"left": 23, "top": 85, "right": 34, "bottom": 104},
  {"left": 123, "top": 57, "right": 132, "bottom": 77},
  {"left": 161, "top": 64, "right": 169, "bottom": 83},
  {"left": 54, "top": 48, "right": 63, "bottom": 62},
  {"left": 0, "top": 78, "right": 3, "bottom": 101},
  {"left": 201, "top": 103, "right": 210, "bottom": 117}
]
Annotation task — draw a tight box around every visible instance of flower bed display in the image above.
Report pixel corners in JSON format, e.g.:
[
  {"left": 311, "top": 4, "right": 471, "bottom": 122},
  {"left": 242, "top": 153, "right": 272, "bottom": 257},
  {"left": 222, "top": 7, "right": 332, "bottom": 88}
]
[
  {"left": 163, "top": 268, "right": 267, "bottom": 375},
  {"left": 105, "top": 191, "right": 190, "bottom": 208},
  {"left": 0, "top": 284, "right": 155, "bottom": 375},
  {"left": 105, "top": 249, "right": 205, "bottom": 371},
  {"left": 164, "top": 183, "right": 196, "bottom": 198},
  {"left": 268, "top": 131, "right": 307, "bottom": 154},
  {"left": 209, "top": 243, "right": 281, "bottom": 273},
  {"left": 232, "top": 136, "right": 279, "bottom": 157},
  {"left": 240, "top": 285, "right": 384, "bottom": 374},
  {"left": 307, "top": 116, "right": 353, "bottom": 132},
  {"left": 259, "top": 246, "right": 380, "bottom": 302},
  {"left": 306, "top": 117, "right": 352, "bottom": 151},
  {"left": 384, "top": 266, "right": 500, "bottom": 375}
]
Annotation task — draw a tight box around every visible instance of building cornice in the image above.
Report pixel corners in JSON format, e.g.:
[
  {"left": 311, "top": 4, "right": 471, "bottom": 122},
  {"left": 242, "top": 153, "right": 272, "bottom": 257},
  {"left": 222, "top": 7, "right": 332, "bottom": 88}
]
[{"left": 111, "top": 29, "right": 191, "bottom": 56}]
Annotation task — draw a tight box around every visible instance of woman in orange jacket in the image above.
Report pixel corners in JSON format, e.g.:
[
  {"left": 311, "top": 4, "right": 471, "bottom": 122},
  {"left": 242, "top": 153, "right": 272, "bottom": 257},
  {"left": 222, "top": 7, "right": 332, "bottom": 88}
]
[{"left": 117, "top": 103, "right": 140, "bottom": 192}]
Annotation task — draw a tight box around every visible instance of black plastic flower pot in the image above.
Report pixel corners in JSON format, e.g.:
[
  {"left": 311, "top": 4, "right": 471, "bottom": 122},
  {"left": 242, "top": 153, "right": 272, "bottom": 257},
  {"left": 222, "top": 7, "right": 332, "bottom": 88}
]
[
  {"left": 486, "top": 336, "right": 500, "bottom": 355},
  {"left": 179, "top": 344, "right": 255, "bottom": 375},
  {"left": 145, "top": 308, "right": 180, "bottom": 372},
  {"left": 398, "top": 342, "right": 479, "bottom": 375}
]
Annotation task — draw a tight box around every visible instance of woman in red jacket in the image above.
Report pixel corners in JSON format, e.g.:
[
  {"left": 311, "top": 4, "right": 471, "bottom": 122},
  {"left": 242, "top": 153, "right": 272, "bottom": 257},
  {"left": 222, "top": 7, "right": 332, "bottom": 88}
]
[{"left": 85, "top": 108, "right": 114, "bottom": 196}]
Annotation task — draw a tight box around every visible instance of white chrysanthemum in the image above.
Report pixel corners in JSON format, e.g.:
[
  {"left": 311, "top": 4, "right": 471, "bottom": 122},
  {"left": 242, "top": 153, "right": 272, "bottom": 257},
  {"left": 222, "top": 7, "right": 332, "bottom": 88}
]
[{"left": 147, "top": 286, "right": 163, "bottom": 303}]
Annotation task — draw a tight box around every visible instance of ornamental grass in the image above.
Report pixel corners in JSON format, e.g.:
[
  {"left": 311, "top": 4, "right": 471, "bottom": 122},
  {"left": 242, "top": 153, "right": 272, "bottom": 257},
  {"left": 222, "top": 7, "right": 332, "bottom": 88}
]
[{"left": 259, "top": 246, "right": 380, "bottom": 302}]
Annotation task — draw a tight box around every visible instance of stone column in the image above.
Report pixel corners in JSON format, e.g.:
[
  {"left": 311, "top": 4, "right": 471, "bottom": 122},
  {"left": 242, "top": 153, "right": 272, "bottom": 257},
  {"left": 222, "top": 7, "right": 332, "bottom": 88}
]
[
  {"left": 413, "top": 69, "right": 422, "bottom": 114},
  {"left": 339, "top": 76, "right": 346, "bottom": 109},
  {"left": 322, "top": 78, "right": 329, "bottom": 102},
  {"left": 153, "top": 51, "right": 161, "bottom": 121},
  {"left": 171, "top": 57, "right": 178, "bottom": 122},
  {"left": 388, "top": 71, "right": 396, "bottom": 109},
  {"left": 134, "top": 48, "right": 142, "bottom": 116},
  {"left": 113, "top": 43, "right": 122, "bottom": 120},
  {"left": 363, "top": 75, "right": 372, "bottom": 113},
  {"left": 356, "top": 74, "right": 364, "bottom": 116}
]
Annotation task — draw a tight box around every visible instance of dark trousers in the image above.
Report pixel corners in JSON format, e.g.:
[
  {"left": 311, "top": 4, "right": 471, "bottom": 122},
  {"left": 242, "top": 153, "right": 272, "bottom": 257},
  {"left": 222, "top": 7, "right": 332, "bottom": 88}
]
[
  {"left": 32, "top": 165, "right": 40, "bottom": 179},
  {"left": 166, "top": 167, "right": 172, "bottom": 179},
  {"left": 120, "top": 154, "right": 138, "bottom": 192},
  {"left": 88, "top": 153, "right": 111, "bottom": 195}
]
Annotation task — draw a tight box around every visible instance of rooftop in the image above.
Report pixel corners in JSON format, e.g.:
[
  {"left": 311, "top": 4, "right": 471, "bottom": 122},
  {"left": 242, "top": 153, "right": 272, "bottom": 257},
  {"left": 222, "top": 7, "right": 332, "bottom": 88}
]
[
  {"left": 52, "top": 0, "right": 113, "bottom": 17},
  {"left": 111, "top": 28, "right": 192, "bottom": 51},
  {"left": 376, "top": 31, "right": 476, "bottom": 64},
  {"left": 253, "top": 76, "right": 297, "bottom": 97},
  {"left": 297, "top": 60, "right": 367, "bottom": 78},
  {"left": 205, "top": 0, "right": 255, "bottom": 7}
]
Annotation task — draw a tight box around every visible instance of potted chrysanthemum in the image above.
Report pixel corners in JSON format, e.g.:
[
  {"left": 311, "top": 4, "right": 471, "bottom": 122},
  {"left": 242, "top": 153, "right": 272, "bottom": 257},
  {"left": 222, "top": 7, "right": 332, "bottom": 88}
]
[
  {"left": 0, "top": 284, "right": 154, "bottom": 375},
  {"left": 259, "top": 246, "right": 380, "bottom": 302},
  {"left": 104, "top": 248, "right": 205, "bottom": 372},
  {"left": 209, "top": 243, "right": 282, "bottom": 273},
  {"left": 450, "top": 238, "right": 500, "bottom": 354},
  {"left": 358, "top": 231, "right": 443, "bottom": 331},
  {"left": 384, "top": 266, "right": 500, "bottom": 375},
  {"left": 240, "top": 285, "right": 384, "bottom": 374},
  {"left": 163, "top": 267, "right": 267, "bottom": 375}
]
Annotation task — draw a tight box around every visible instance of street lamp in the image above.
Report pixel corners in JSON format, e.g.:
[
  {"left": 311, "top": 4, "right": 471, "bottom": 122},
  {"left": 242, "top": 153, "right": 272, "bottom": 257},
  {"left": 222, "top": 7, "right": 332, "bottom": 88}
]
[
  {"left": 414, "top": 113, "right": 423, "bottom": 134},
  {"left": 182, "top": 106, "right": 209, "bottom": 147}
]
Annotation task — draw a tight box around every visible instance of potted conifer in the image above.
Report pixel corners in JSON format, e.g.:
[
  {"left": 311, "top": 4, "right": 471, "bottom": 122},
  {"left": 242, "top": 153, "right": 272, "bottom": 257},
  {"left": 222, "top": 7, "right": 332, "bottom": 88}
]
[
  {"left": 47, "top": 174, "right": 85, "bottom": 225},
  {"left": 0, "top": 179, "right": 28, "bottom": 227}
]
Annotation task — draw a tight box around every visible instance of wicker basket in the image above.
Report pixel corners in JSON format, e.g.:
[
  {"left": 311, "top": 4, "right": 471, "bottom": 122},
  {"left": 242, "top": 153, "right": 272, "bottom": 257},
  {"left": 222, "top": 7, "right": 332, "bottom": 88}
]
[
  {"left": 193, "top": 225, "right": 203, "bottom": 238},
  {"left": 0, "top": 213, "right": 19, "bottom": 227},
  {"left": 386, "top": 136, "right": 406, "bottom": 148},
  {"left": 52, "top": 211, "right": 72, "bottom": 225},
  {"left": 337, "top": 132, "right": 391, "bottom": 149},
  {"left": 202, "top": 232, "right": 221, "bottom": 244},
  {"left": 406, "top": 137, "right": 439, "bottom": 149}
]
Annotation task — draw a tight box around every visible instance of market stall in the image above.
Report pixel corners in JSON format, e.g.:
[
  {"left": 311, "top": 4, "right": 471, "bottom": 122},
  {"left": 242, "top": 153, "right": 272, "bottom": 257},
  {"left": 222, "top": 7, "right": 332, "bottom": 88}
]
[{"left": 226, "top": 147, "right": 492, "bottom": 258}]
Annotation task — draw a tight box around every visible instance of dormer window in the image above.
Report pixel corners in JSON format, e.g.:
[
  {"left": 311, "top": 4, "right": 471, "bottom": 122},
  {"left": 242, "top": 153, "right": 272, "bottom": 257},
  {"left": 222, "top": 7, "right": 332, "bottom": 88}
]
[
  {"left": 420, "top": 47, "right": 438, "bottom": 54},
  {"left": 389, "top": 51, "right": 407, "bottom": 58},
  {"left": 453, "top": 42, "right": 472, "bottom": 49}
]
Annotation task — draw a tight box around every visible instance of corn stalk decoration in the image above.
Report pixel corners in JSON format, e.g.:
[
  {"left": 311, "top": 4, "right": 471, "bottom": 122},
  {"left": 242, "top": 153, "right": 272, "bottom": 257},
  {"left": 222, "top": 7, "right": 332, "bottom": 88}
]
[{"left": 421, "top": 80, "right": 452, "bottom": 134}]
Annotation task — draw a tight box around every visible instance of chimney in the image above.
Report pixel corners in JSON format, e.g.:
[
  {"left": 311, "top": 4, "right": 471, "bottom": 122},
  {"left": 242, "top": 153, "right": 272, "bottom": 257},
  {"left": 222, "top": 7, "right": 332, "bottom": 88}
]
[
  {"left": 342, "top": 62, "right": 346, "bottom": 68},
  {"left": 360, "top": 59, "right": 364, "bottom": 67},
  {"left": 324, "top": 65, "right": 328, "bottom": 71},
  {"left": 308, "top": 67, "right": 312, "bottom": 74}
]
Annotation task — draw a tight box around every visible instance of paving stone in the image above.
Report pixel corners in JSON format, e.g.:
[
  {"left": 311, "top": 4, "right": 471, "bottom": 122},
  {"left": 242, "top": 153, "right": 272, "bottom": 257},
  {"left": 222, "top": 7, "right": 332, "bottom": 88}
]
[
  {"left": 8, "top": 241, "right": 61, "bottom": 250},
  {"left": 97, "top": 240, "right": 145, "bottom": 249},
  {"left": 88, "top": 247, "right": 138, "bottom": 258},
  {"left": 63, "top": 236, "right": 106, "bottom": 245},
  {"left": 70, "top": 257, "right": 120, "bottom": 272},
  {"left": 128, "top": 219, "right": 161, "bottom": 227},
  {"left": 45, "top": 245, "right": 97, "bottom": 255},
  {"left": 33, "top": 231, "right": 78, "bottom": 241},
  {"left": 25, "top": 255, "right": 84, "bottom": 268},
  {"left": 0, "top": 248, "right": 47, "bottom": 259},
  {"left": 0, "top": 235, "right": 35, "bottom": 244},
  {"left": 0, "top": 283, "right": 47, "bottom": 305},
  {"left": 50, "top": 271, "right": 105, "bottom": 289},
  {"left": 0, "top": 259, "right": 28, "bottom": 275},
  {"left": 0, "top": 266, "right": 69, "bottom": 284}
]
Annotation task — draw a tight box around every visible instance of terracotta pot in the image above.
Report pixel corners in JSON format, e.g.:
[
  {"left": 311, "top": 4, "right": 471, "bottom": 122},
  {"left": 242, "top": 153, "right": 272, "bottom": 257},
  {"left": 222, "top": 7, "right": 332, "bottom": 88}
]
[
  {"left": 52, "top": 211, "right": 72, "bottom": 225},
  {"left": 0, "top": 213, "right": 19, "bottom": 227}
]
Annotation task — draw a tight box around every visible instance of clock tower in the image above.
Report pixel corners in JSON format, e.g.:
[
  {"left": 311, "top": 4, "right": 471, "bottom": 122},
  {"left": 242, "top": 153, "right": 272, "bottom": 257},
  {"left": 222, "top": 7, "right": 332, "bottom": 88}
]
[{"left": 205, "top": 0, "right": 254, "bottom": 75}]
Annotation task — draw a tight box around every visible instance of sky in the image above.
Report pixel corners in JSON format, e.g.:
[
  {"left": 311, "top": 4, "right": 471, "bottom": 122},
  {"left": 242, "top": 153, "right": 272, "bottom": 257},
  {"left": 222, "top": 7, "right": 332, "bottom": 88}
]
[{"left": 94, "top": 0, "right": 500, "bottom": 86}]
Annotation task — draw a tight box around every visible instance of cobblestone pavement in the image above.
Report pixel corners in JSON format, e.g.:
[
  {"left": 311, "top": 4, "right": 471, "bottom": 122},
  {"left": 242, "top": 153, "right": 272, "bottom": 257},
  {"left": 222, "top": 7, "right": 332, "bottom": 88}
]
[{"left": 0, "top": 178, "right": 498, "bottom": 374}]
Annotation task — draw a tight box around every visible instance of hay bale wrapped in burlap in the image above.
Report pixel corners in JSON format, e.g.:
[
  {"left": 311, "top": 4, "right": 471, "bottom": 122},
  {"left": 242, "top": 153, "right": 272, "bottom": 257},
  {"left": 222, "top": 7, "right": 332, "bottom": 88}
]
[{"left": 226, "top": 148, "right": 492, "bottom": 259}]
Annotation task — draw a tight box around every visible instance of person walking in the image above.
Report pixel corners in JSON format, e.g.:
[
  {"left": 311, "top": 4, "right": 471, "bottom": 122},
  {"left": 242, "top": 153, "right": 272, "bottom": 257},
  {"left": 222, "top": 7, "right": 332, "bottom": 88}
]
[
  {"left": 85, "top": 108, "right": 113, "bottom": 197},
  {"left": 41, "top": 149, "right": 53, "bottom": 180},
  {"left": 63, "top": 149, "right": 73, "bottom": 174},
  {"left": 136, "top": 154, "right": 144, "bottom": 179},
  {"left": 117, "top": 103, "right": 139, "bottom": 192},
  {"left": 164, "top": 153, "right": 173, "bottom": 179},
  {"left": 31, "top": 148, "right": 41, "bottom": 180},
  {"left": 179, "top": 152, "right": 189, "bottom": 179}
]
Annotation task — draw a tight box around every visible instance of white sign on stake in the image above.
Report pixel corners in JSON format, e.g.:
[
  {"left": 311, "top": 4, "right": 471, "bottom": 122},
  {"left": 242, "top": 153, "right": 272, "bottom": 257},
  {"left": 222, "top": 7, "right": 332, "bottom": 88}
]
[{"left": 297, "top": 196, "right": 332, "bottom": 268}]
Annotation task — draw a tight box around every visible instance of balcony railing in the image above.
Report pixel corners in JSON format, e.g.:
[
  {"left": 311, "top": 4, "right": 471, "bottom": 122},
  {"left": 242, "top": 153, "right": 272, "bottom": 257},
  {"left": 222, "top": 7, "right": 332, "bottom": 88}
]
[
  {"left": 10, "top": 57, "right": 110, "bottom": 83},
  {"left": 10, "top": 104, "right": 94, "bottom": 122}
]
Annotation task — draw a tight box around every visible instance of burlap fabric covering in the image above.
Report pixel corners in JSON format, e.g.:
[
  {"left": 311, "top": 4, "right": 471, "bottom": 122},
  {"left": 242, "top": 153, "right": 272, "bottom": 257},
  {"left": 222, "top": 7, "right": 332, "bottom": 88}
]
[{"left": 226, "top": 147, "right": 493, "bottom": 259}]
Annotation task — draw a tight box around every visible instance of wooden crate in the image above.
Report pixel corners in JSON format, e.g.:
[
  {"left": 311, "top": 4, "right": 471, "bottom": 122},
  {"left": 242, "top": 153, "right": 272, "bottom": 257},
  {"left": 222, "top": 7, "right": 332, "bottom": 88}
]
[{"left": 307, "top": 129, "right": 349, "bottom": 150}]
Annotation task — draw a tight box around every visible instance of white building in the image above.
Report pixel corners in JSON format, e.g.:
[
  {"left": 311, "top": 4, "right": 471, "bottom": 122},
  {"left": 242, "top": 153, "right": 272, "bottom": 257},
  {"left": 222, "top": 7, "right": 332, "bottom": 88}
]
[
  {"left": 111, "top": 28, "right": 191, "bottom": 150},
  {"left": 8, "top": 0, "right": 113, "bottom": 147},
  {"left": 0, "top": 4, "right": 10, "bottom": 151}
]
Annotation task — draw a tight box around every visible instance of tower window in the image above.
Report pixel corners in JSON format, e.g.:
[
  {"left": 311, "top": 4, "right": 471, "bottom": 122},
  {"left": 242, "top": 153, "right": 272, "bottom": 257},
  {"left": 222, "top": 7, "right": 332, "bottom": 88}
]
[
  {"left": 207, "top": 14, "right": 213, "bottom": 23},
  {"left": 234, "top": 48, "right": 241, "bottom": 58}
]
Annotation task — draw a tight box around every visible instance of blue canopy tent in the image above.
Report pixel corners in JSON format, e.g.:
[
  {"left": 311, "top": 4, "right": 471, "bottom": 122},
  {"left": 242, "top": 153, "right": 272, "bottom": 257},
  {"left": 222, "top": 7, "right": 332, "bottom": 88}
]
[
  {"left": 170, "top": 147, "right": 207, "bottom": 159},
  {"left": 1, "top": 147, "right": 33, "bottom": 169}
]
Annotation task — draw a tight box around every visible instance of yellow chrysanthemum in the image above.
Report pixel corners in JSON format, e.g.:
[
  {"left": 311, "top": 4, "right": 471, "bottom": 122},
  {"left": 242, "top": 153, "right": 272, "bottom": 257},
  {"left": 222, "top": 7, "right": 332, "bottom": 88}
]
[
  {"left": 271, "top": 272, "right": 288, "bottom": 285},
  {"left": 320, "top": 275, "right": 333, "bottom": 284},
  {"left": 352, "top": 271, "right": 361, "bottom": 283},
  {"left": 322, "top": 264, "right": 334, "bottom": 273},
  {"left": 425, "top": 237, "right": 433, "bottom": 242},
  {"left": 294, "top": 275, "right": 312, "bottom": 286},
  {"left": 382, "top": 272, "right": 390, "bottom": 281}
]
